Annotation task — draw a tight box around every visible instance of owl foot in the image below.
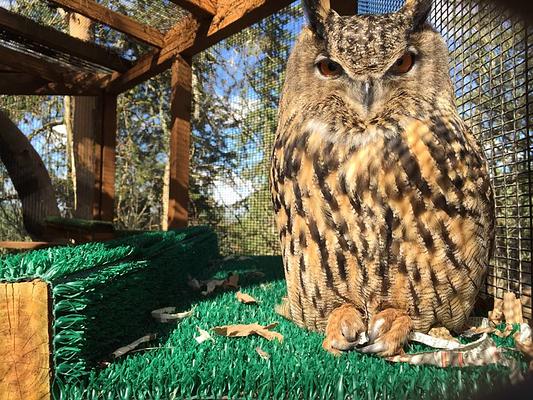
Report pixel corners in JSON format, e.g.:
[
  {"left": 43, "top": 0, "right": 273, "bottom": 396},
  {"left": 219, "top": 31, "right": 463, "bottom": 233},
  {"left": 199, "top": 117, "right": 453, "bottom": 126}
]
[
  {"left": 360, "top": 308, "right": 413, "bottom": 357},
  {"left": 322, "top": 304, "right": 365, "bottom": 356}
]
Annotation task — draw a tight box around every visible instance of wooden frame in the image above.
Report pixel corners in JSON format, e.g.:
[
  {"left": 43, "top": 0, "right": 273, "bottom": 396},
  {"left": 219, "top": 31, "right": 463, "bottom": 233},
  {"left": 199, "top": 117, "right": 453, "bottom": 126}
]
[
  {"left": 0, "top": 0, "right": 315, "bottom": 231},
  {"left": 47, "top": 0, "right": 166, "bottom": 47}
]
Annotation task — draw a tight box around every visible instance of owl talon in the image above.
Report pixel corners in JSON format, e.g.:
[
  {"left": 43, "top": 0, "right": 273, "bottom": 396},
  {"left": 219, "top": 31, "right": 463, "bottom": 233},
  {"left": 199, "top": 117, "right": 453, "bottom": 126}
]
[
  {"left": 322, "top": 304, "right": 365, "bottom": 355},
  {"left": 362, "top": 308, "right": 413, "bottom": 357}
]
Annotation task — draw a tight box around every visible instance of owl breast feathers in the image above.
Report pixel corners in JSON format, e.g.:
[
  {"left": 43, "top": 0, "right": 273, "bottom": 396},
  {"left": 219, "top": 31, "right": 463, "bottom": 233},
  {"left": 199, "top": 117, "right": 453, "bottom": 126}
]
[{"left": 270, "top": 0, "right": 495, "bottom": 355}]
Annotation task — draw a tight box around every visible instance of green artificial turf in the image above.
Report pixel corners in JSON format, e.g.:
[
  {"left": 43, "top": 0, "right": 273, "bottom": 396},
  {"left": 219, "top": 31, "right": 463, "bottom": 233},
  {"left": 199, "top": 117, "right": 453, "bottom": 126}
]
[
  {"left": 57, "top": 256, "right": 529, "bottom": 400},
  {"left": 0, "top": 227, "right": 218, "bottom": 385}
]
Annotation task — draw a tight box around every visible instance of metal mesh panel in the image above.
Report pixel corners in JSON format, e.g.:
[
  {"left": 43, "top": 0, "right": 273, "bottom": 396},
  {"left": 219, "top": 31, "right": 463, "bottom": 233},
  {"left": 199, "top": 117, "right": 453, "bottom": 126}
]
[
  {"left": 429, "top": 0, "right": 532, "bottom": 318},
  {"left": 189, "top": 3, "right": 304, "bottom": 255}
]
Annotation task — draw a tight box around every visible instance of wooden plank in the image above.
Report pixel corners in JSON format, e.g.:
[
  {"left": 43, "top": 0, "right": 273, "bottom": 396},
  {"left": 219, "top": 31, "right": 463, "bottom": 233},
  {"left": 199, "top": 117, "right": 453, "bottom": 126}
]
[
  {"left": 0, "top": 241, "right": 66, "bottom": 249},
  {"left": 0, "top": 7, "right": 131, "bottom": 72},
  {"left": 204, "top": 0, "right": 293, "bottom": 45},
  {"left": 48, "top": 0, "right": 165, "bottom": 48},
  {"left": 106, "top": 0, "right": 294, "bottom": 93},
  {"left": 169, "top": 0, "right": 217, "bottom": 17},
  {"left": 93, "top": 94, "right": 117, "bottom": 221},
  {"left": 167, "top": 56, "right": 192, "bottom": 229},
  {"left": 0, "top": 280, "right": 52, "bottom": 400},
  {"left": 0, "top": 73, "right": 105, "bottom": 95},
  {"left": 0, "top": 45, "right": 110, "bottom": 94}
]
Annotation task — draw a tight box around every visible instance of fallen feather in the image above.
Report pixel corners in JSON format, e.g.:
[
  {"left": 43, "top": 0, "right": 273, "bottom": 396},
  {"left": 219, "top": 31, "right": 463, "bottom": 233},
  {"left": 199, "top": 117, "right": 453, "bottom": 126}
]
[
  {"left": 151, "top": 306, "right": 195, "bottom": 323},
  {"left": 256, "top": 347, "right": 270, "bottom": 360},
  {"left": 213, "top": 322, "right": 283, "bottom": 343},
  {"left": 236, "top": 291, "right": 258, "bottom": 304},
  {"left": 409, "top": 331, "right": 488, "bottom": 350},
  {"left": 388, "top": 336, "right": 523, "bottom": 383},
  {"left": 112, "top": 334, "right": 157, "bottom": 359},
  {"left": 195, "top": 326, "right": 214, "bottom": 344}
]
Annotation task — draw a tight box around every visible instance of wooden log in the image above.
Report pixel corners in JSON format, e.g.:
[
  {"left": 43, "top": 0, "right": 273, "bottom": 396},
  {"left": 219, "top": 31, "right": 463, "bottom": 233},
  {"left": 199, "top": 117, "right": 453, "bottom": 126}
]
[
  {"left": 0, "top": 7, "right": 131, "bottom": 72},
  {"left": 167, "top": 56, "right": 192, "bottom": 229},
  {"left": 0, "top": 110, "right": 61, "bottom": 240},
  {"left": 0, "top": 280, "right": 52, "bottom": 400},
  {"left": 48, "top": 0, "right": 165, "bottom": 48},
  {"left": 0, "top": 241, "right": 66, "bottom": 250}
]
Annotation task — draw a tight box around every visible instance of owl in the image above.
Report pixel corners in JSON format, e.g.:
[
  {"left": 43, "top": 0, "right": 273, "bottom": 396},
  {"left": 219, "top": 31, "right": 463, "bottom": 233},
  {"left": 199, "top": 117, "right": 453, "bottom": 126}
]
[{"left": 270, "top": 0, "right": 495, "bottom": 356}]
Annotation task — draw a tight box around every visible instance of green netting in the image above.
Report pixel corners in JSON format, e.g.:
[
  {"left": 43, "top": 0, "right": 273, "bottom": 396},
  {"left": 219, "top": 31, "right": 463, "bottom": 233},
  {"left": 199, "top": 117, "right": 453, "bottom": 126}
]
[
  {"left": 0, "top": 226, "right": 218, "bottom": 384},
  {"left": 55, "top": 256, "right": 528, "bottom": 400}
]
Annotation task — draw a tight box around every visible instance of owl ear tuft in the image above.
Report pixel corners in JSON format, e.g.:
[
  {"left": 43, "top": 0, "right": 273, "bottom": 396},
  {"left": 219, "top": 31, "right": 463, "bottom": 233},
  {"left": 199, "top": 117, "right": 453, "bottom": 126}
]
[
  {"left": 303, "top": 0, "right": 331, "bottom": 39},
  {"left": 401, "top": 0, "right": 432, "bottom": 28}
]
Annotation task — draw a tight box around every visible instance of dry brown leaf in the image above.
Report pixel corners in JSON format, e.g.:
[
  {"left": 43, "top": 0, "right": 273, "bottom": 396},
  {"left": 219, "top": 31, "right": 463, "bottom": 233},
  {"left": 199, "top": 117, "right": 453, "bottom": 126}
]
[
  {"left": 256, "top": 347, "right": 270, "bottom": 360},
  {"left": 213, "top": 322, "right": 283, "bottom": 343},
  {"left": 503, "top": 292, "right": 523, "bottom": 324},
  {"left": 236, "top": 291, "right": 257, "bottom": 304}
]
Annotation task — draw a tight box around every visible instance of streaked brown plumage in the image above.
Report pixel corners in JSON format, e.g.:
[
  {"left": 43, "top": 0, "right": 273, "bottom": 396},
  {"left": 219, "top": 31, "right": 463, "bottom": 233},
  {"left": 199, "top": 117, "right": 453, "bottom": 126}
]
[{"left": 270, "top": 0, "right": 495, "bottom": 356}]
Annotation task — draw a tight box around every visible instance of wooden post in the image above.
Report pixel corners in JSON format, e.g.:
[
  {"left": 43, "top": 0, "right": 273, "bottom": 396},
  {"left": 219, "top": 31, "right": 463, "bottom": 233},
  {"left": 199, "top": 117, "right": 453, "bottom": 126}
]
[
  {"left": 93, "top": 94, "right": 117, "bottom": 221},
  {"left": 0, "top": 280, "right": 52, "bottom": 400},
  {"left": 167, "top": 56, "right": 192, "bottom": 229}
]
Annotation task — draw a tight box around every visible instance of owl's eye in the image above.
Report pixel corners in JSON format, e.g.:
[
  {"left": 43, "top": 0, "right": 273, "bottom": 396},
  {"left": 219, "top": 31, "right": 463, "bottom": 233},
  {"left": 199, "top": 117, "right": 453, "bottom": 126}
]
[
  {"left": 391, "top": 52, "right": 416, "bottom": 74},
  {"left": 316, "top": 58, "right": 343, "bottom": 78}
]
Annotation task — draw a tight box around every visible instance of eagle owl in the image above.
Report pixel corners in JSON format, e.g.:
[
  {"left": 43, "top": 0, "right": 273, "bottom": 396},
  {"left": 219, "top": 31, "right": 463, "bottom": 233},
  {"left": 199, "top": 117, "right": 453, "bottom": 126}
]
[{"left": 270, "top": 0, "right": 495, "bottom": 356}]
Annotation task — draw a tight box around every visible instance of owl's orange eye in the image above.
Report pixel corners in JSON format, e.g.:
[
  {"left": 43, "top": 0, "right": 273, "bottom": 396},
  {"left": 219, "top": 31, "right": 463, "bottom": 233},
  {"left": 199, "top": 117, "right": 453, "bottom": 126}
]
[
  {"left": 391, "top": 52, "right": 415, "bottom": 74},
  {"left": 316, "top": 58, "right": 343, "bottom": 78}
]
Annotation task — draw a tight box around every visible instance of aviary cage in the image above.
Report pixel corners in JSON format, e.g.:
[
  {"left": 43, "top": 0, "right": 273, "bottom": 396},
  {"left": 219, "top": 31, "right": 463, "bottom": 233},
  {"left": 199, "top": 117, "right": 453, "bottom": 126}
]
[{"left": 0, "top": 0, "right": 531, "bottom": 398}]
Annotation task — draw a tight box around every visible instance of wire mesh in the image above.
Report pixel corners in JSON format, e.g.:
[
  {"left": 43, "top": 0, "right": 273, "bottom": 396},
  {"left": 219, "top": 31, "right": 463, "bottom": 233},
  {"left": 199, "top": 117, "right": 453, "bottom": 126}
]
[
  {"left": 428, "top": 0, "right": 532, "bottom": 319},
  {"left": 189, "top": 2, "right": 303, "bottom": 256}
]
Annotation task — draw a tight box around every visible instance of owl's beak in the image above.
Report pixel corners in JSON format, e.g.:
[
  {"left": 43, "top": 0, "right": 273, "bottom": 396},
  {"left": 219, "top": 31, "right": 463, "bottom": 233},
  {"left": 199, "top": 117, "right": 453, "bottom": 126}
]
[{"left": 362, "top": 79, "right": 375, "bottom": 110}]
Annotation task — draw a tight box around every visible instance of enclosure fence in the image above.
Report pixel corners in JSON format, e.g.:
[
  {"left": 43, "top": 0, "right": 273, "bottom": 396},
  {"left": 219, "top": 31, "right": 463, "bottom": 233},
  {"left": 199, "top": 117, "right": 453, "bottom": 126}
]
[{"left": 0, "top": 0, "right": 531, "bottom": 318}]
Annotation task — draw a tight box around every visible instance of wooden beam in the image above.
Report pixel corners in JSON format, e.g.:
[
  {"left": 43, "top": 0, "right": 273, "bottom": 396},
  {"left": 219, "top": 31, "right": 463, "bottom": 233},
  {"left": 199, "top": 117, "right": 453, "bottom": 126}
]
[
  {"left": 0, "top": 44, "right": 110, "bottom": 94},
  {"left": 106, "top": 15, "right": 202, "bottom": 93},
  {"left": 0, "top": 241, "right": 66, "bottom": 250},
  {"left": 168, "top": 56, "right": 192, "bottom": 229},
  {"left": 0, "top": 280, "right": 52, "bottom": 400},
  {"left": 47, "top": 0, "right": 165, "bottom": 48},
  {"left": 106, "top": 0, "right": 294, "bottom": 93},
  {"left": 0, "top": 72, "right": 105, "bottom": 95},
  {"left": 93, "top": 94, "right": 117, "bottom": 221},
  {"left": 0, "top": 7, "right": 131, "bottom": 72},
  {"left": 169, "top": 0, "right": 217, "bottom": 17}
]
